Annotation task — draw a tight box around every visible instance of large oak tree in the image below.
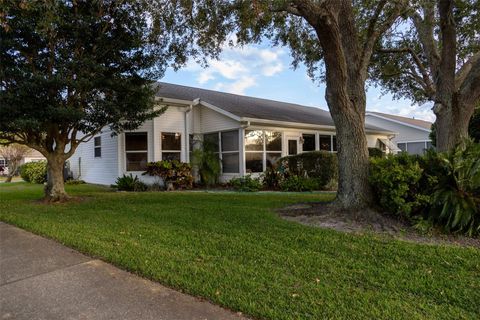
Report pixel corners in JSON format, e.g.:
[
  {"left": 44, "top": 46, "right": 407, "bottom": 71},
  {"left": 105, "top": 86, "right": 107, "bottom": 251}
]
[
  {"left": 150, "top": 0, "right": 408, "bottom": 209},
  {"left": 372, "top": 0, "right": 480, "bottom": 151},
  {"left": 0, "top": 0, "right": 177, "bottom": 201}
]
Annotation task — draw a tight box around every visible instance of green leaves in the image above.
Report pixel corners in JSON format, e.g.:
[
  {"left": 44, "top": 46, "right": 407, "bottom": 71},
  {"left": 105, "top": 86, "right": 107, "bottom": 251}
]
[{"left": 431, "top": 139, "right": 480, "bottom": 235}]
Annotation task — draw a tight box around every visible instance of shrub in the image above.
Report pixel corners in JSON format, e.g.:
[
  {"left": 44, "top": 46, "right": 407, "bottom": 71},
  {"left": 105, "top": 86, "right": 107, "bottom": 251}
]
[
  {"left": 369, "top": 153, "right": 428, "bottom": 217},
  {"left": 280, "top": 176, "right": 319, "bottom": 192},
  {"left": 262, "top": 166, "right": 283, "bottom": 190},
  {"left": 112, "top": 174, "right": 147, "bottom": 192},
  {"left": 144, "top": 160, "right": 193, "bottom": 190},
  {"left": 19, "top": 161, "right": 47, "bottom": 184},
  {"left": 230, "top": 175, "right": 263, "bottom": 192},
  {"left": 278, "top": 151, "right": 337, "bottom": 189},
  {"left": 429, "top": 140, "right": 480, "bottom": 236}
]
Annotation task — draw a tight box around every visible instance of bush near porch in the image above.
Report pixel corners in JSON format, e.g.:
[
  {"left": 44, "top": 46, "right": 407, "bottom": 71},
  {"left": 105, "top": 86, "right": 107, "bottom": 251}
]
[
  {"left": 0, "top": 183, "right": 478, "bottom": 319},
  {"left": 369, "top": 140, "right": 480, "bottom": 236}
]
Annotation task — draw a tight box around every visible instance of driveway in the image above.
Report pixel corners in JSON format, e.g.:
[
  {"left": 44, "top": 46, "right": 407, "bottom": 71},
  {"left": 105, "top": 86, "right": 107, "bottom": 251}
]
[{"left": 0, "top": 222, "right": 246, "bottom": 320}]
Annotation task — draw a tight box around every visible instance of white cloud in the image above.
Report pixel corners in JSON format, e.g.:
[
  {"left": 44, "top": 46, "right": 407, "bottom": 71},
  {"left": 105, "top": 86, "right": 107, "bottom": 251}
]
[
  {"left": 184, "top": 43, "right": 285, "bottom": 95},
  {"left": 214, "top": 76, "right": 257, "bottom": 95},
  {"left": 368, "top": 98, "right": 435, "bottom": 122}
]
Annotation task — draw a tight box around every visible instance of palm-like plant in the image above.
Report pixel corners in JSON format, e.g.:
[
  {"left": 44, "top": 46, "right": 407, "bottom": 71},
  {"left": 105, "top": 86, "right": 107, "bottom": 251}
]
[{"left": 431, "top": 140, "right": 480, "bottom": 236}]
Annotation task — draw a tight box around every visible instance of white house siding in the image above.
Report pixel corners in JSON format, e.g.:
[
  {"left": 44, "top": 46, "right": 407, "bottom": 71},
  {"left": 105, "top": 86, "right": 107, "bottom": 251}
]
[
  {"left": 365, "top": 115, "right": 430, "bottom": 144},
  {"left": 199, "top": 106, "right": 239, "bottom": 133},
  {"left": 69, "top": 128, "right": 119, "bottom": 185}
]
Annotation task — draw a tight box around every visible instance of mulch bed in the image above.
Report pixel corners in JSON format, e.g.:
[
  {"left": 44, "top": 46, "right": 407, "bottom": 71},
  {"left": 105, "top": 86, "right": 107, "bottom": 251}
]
[{"left": 277, "top": 202, "right": 480, "bottom": 248}]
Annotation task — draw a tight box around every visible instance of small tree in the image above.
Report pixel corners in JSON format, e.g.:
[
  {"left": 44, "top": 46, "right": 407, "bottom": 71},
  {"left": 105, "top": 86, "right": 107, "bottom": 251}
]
[
  {"left": 0, "top": 1, "right": 176, "bottom": 201},
  {"left": 0, "top": 144, "right": 30, "bottom": 182}
]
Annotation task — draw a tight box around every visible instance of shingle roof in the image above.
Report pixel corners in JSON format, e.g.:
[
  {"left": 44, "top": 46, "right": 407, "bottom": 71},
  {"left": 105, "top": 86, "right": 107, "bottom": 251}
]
[
  {"left": 368, "top": 111, "right": 432, "bottom": 130},
  {"left": 155, "top": 82, "right": 391, "bottom": 133}
]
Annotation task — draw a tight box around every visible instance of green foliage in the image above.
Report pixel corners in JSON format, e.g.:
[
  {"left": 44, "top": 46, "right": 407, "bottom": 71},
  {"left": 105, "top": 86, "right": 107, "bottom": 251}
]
[
  {"left": 430, "top": 140, "right": 480, "bottom": 236},
  {"left": 468, "top": 107, "right": 480, "bottom": 142},
  {"left": 369, "top": 154, "right": 430, "bottom": 217},
  {"left": 278, "top": 151, "right": 338, "bottom": 189},
  {"left": 370, "top": 141, "right": 480, "bottom": 236},
  {"left": 112, "top": 174, "right": 147, "bottom": 192},
  {"left": 262, "top": 166, "right": 283, "bottom": 190},
  {"left": 191, "top": 140, "right": 221, "bottom": 186},
  {"left": 229, "top": 175, "right": 263, "bottom": 192},
  {"left": 368, "top": 147, "right": 385, "bottom": 158},
  {"left": 144, "top": 160, "right": 193, "bottom": 190},
  {"left": 19, "top": 161, "right": 47, "bottom": 184},
  {"left": 279, "top": 176, "right": 320, "bottom": 192}
]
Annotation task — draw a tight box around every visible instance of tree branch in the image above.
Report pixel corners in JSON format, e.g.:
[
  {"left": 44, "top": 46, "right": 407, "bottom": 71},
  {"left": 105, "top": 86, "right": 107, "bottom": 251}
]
[
  {"left": 409, "top": 4, "right": 440, "bottom": 76},
  {"left": 455, "top": 52, "right": 480, "bottom": 91},
  {"left": 378, "top": 47, "right": 435, "bottom": 98},
  {"left": 360, "top": 0, "right": 408, "bottom": 75}
]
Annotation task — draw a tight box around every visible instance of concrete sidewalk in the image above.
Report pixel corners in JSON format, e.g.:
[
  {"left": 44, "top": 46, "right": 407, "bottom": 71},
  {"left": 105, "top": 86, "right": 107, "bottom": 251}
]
[{"left": 0, "top": 223, "right": 246, "bottom": 320}]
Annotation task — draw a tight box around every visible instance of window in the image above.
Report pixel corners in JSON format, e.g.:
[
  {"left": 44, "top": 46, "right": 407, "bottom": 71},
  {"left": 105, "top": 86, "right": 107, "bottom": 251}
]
[
  {"left": 302, "top": 134, "right": 316, "bottom": 152},
  {"left": 332, "top": 135, "right": 337, "bottom": 152},
  {"left": 94, "top": 136, "right": 101, "bottom": 158},
  {"left": 245, "top": 130, "right": 282, "bottom": 173},
  {"left": 125, "top": 132, "right": 148, "bottom": 171},
  {"left": 319, "top": 135, "right": 332, "bottom": 151},
  {"left": 161, "top": 132, "right": 181, "bottom": 161},
  {"left": 397, "top": 141, "right": 432, "bottom": 155},
  {"left": 221, "top": 130, "right": 239, "bottom": 173},
  {"left": 0, "top": 159, "right": 8, "bottom": 167}
]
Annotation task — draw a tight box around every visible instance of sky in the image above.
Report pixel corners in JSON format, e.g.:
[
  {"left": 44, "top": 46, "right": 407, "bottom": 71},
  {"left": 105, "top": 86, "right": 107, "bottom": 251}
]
[{"left": 162, "top": 42, "right": 436, "bottom": 122}]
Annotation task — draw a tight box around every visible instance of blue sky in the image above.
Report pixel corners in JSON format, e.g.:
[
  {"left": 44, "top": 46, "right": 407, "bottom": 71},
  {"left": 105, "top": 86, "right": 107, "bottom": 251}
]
[{"left": 162, "top": 42, "right": 435, "bottom": 122}]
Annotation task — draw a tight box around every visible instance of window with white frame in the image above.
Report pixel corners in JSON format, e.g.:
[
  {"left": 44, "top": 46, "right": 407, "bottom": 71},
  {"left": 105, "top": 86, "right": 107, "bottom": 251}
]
[
  {"left": 245, "top": 130, "right": 282, "bottom": 173},
  {"left": 397, "top": 141, "right": 433, "bottom": 155},
  {"left": 125, "top": 132, "right": 148, "bottom": 171},
  {"left": 94, "top": 136, "right": 101, "bottom": 158},
  {"left": 0, "top": 159, "right": 8, "bottom": 167},
  {"left": 161, "top": 132, "right": 181, "bottom": 161}
]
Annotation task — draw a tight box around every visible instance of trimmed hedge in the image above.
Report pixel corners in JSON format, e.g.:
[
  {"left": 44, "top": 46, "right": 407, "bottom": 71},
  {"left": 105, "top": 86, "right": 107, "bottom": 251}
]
[
  {"left": 19, "top": 161, "right": 47, "bottom": 184},
  {"left": 277, "top": 151, "right": 338, "bottom": 189}
]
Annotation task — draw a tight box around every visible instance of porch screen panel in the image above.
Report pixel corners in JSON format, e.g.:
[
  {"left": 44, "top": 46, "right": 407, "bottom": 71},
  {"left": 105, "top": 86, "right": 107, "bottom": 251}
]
[
  {"left": 319, "top": 135, "right": 332, "bottom": 151},
  {"left": 221, "top": 130, "right": 239, "bottom": 173},
  {"left": 302, "top": 134, "right": 316, "bottom": 152}
]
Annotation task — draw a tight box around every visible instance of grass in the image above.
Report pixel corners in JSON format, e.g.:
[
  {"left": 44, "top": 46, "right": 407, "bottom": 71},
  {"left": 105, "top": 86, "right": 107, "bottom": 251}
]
[{"left": 1, "top": 183, "right": 479, "bottom": 319}]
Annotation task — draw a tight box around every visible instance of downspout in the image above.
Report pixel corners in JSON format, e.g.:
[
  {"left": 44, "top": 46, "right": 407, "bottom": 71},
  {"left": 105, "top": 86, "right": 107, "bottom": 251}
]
[{"left": 184, "top": 104, "right": 193, "bottom": 162}]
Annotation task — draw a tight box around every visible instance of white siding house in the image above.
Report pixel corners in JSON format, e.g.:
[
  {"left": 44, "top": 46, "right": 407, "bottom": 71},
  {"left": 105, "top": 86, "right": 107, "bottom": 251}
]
[
  {"left": 69, "top": 82, "right": 397, "bottom": 185},
  {"left": 365, "top": 112, "right": 433, "bottom": 155}
]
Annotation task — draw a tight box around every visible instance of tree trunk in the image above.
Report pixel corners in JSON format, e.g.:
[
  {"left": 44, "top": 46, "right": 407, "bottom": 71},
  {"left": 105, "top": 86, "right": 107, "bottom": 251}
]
[
  {"left": 5, "top": 174, "right": 13, "bottom": 183},
  {"left": 44, "top": 156, "right": 69, "bottom": 202},
  {"left": 328, "top": 97, "right": 372, "bottom": 210},
  {"left": 435, "top": 99, "right": 475, "bottom": 152}
]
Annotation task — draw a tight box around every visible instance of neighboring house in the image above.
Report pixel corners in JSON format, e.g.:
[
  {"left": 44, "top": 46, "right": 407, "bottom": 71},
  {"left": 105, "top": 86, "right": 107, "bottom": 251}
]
[
  {"left": 69, "top": 82, "right": 396, "bottom": 185},
  {"left": 0, "top": 148, "right": 45, "bottom": 176},
  {"left": 365, "top": 111, "right": 433, "bottom": 155}
]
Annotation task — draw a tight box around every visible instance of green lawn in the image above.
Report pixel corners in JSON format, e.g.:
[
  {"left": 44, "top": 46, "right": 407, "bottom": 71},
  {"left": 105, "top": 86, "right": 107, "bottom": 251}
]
[{"left": 1, "top": 183, "right": 479, "bottom": 319}]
